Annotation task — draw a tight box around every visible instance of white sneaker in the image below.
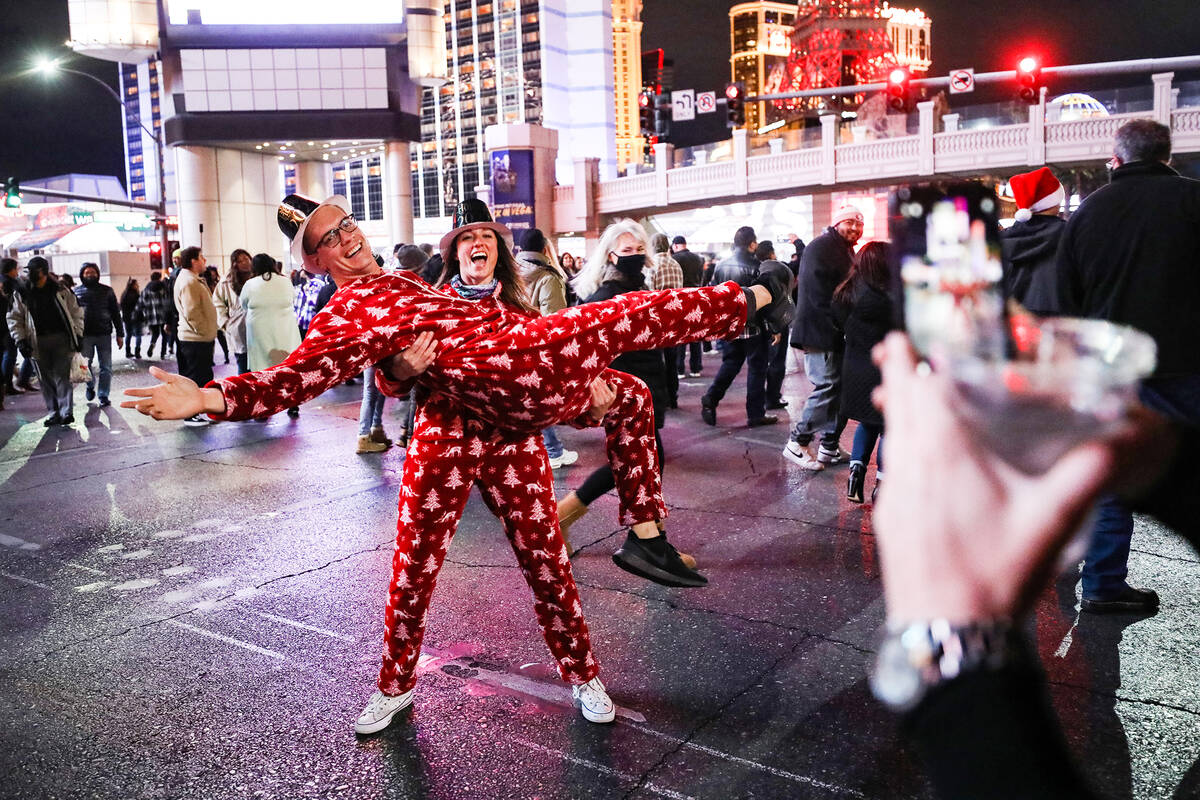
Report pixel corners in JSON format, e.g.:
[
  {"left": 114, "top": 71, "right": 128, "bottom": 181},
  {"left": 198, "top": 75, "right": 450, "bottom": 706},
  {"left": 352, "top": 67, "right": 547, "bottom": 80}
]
[
  {"left": 782, "top": 440, "right": 824, "bottom": 471},
  {"left": 549, "top": 449, "right": 579, "bottom": 469},
  {"left": 572, "top": 677, "right": 616, "bottom": 723},
  {"left": 354, "top": 689, "right": 414, "bottom": 734},
  {"left": 817, "top": 446, "right": 845, "bottom": 464},
  {"left": 183, "top": 414, "right": 210, "bottom": 427}
]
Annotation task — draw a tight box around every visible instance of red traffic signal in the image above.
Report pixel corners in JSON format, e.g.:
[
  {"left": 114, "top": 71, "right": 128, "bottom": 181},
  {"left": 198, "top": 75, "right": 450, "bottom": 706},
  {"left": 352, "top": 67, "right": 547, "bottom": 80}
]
[
  {"left": 1016, "top": 56, "right": 1042, "bottom": 104},
  {"left": 886, "top": 67, "right": 911, "bottom": 112},
  {"left": 638, "top": 91, "right": 655, "bottom": 136},
  {"left": 724, "top": 82, "right": 745, "bottom": 127},
  {"left": 148, "top": 241, "right": 163, "bottom": 270}
]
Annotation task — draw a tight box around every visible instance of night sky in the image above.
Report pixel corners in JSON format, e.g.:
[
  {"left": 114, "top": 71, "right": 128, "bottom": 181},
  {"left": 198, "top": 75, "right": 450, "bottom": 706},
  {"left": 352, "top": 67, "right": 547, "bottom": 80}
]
[{"left": 2, "top": 1, "right": 1198, "bottom": 185}]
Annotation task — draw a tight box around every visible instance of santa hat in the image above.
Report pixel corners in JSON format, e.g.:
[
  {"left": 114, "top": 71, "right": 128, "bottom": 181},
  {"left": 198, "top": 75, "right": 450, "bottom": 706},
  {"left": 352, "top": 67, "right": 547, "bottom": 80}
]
[
  {"left": 831, "top": 205, "right": 864, "bottom": 227},
  {"left": 1009, "top": 167, "right": 1064, "bottom": 223}
]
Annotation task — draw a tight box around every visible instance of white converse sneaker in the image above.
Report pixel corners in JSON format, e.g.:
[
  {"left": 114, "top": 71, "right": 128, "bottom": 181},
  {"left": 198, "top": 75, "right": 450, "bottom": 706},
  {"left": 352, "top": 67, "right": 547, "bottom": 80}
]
[
  {"left": 572, "top": 677, "right": 616, "bottom": 723},
  {"left": 817, "top": 445, "right": 845, "bottom": 464},
  {"left": 548, "top": 449, "right": 579, "bottom": 469},
  {"left": 354, "top": 689, "right": 414, "bottom": 734},
  {"left": 782, "top": 440, "right": 824, "bottom": 471}
]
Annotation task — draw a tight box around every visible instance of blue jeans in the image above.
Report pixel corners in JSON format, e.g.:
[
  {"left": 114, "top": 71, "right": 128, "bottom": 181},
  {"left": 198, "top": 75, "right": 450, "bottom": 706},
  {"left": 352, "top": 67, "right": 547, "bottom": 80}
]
[
  {"left": 80, "top": 334, "right": 114, "bottom": 401},
  {"left": 703, "top": 334, "right": 769, "bottom": 419},
  {"left": 789, "top": 350, "right": 841, "bottom": 447},
  {"left": 235, "top": 351, "right": 249, "bottom": 375},
  {"left": 542, "top": 426, "right": 564, "bottom": 459},
  {"left": 850, "top": 423, "right": 884, "bottom": 472},
  {"left": 676, "top": 342, "right": 702, "bottom": 375},
  {"left": 1082, "top": 375, "right": 1200, "bottom": 597},
  {"left": 1, "top": 340, "right": 16, "bottom": 386},
  {"left": 358, "top": 365, "right": 386, "bottom": 436},
  {"left": 766, "top": 333, "right": 789, "bottom": 404}
]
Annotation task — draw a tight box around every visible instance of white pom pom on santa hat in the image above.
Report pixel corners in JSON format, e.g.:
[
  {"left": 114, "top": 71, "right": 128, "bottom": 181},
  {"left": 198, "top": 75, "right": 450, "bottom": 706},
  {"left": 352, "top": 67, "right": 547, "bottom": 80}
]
[{"left": 1009, "top": 167, "right": 1064, "bottom": 223}]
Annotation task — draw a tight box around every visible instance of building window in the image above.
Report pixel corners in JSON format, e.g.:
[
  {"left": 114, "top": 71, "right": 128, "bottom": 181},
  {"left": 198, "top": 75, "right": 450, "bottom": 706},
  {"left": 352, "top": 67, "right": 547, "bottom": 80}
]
[{"left": 366, "top": 156, "right": 383, "bottom": 220}]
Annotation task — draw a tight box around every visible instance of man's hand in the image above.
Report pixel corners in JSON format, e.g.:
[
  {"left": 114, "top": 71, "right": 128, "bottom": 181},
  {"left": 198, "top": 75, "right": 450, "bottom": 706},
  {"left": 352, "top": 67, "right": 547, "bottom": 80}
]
[
  {"left": 121, "top": 365, "right": 225, "bottom": 419},
  {"left": 116, "top": 337, "right": 124, "bottom": 350},
  {"left": 383, "top": 331, "right": 437, "bottom": 381},
  {"left": 871, "top": 332, "right": 1118, "bottom": 625},
  {"left": 586, "top": 377, "right": 617, "bottom": 422}
]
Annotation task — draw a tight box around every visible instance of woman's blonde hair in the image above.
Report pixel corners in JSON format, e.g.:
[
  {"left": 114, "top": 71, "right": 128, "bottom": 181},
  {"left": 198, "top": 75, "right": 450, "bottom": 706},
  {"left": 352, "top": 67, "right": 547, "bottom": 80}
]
[{"left": 571, "top": 218, "right": 651, "bottom": 301}]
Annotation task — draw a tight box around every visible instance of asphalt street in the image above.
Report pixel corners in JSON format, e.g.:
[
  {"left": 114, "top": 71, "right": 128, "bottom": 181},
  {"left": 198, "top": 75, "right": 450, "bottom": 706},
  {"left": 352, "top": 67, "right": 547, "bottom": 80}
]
[{"left": 1, "top": 348, "right": 1197, "bottom": 800}]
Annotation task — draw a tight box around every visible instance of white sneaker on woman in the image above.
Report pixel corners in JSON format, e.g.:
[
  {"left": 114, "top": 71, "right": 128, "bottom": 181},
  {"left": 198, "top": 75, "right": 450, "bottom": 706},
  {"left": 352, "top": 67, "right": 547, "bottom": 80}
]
[
  {"left": 548, "top": 449, "right": 579, "bottom": 469},
  {"left": 354, "top": 689, "right": 414, "bottom": 734},
  {"left": 572, "top": 677, "right": 616, "bottom": 723}
]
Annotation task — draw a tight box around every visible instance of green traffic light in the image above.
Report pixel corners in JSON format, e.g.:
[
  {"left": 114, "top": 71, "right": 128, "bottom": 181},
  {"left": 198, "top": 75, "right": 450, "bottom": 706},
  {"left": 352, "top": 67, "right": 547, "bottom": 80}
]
[{"left": 4, "top": 177, "right": 20, "bottom": 209}]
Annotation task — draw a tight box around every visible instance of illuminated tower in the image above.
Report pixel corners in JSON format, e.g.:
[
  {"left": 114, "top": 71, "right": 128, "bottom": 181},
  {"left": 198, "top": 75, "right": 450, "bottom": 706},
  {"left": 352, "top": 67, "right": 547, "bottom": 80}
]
[
  {"left": 728, "top": 2, "right": 797, "bottom": 133},
  {"left": 612, "top": 0, "right": 645, "bottom": 171}
]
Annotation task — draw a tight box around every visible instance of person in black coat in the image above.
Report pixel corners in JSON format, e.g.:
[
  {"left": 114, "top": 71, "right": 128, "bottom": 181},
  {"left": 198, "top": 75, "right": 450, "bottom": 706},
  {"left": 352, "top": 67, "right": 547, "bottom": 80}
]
[
  {"left": 999, "top": 167, "right": 1066, "bottom": 315},
  {"left": 670, "top": 235, "right": 706, "bottom": 376},
  {"left": 831, "top": 241, "right": 895, "bottom": 503},
  {"left": 74, "top": 262, "right": 125, "bottom": 406}
]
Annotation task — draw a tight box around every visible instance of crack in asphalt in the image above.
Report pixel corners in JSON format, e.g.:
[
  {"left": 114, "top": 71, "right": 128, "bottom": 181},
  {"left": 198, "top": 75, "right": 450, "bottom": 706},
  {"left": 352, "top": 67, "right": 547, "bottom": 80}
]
[
  {"left": 1044, "top": 677, "right": 1200, "bottom": 717},
  {"left": 619, "top": 634, "right": 817, "bottom": 800},
  {"left": 182, "top": 454, "right": 295, "bottom": 471}
]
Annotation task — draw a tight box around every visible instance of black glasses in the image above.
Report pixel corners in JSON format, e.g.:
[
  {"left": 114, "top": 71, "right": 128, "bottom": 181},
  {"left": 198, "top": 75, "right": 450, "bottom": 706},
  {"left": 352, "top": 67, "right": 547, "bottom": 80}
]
[{"left": 316, "top": 214, "right": 358, "bottom": 250}]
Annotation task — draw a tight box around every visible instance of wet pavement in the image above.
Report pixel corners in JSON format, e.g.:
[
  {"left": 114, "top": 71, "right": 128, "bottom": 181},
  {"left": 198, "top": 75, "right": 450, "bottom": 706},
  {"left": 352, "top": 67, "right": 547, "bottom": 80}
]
[{"left": 1, "top": 349, "right": 1198, "bottom": 800}]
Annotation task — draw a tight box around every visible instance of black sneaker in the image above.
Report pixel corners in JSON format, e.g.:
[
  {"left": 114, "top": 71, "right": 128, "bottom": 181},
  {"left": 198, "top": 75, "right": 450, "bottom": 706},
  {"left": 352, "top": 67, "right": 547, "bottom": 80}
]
[
  {"left": 60, "top": 414, "right": 75, "bottom": 426},
  {"left": 612, "top": 531, "right": 708, "bottom": 588},
  {"left": 99, "top": 397, "right": 112, "bottom": 407},
  {"left": 1081, "top": 584, "right": 1160, "bottom": 615},
  {"left": 847, "top": 463, "right": 865, "bottom": 503},
  {"left": 747, "top": 415, "right": 779, "bottom": 427},
  {"left": 85, "top": 386, "right": 96, "bottom": 402},
  {"left": 43, "top": 414, "right": 64, "bottom": 427},
  {"left": 753, "top": 260, "right": 796, "bottom": 334},
  {"left": 766, "top": 399, "right": 788, "bottom": 409},
  {"left": 700, "top": 397, "right": 717, "bottom": 426}
]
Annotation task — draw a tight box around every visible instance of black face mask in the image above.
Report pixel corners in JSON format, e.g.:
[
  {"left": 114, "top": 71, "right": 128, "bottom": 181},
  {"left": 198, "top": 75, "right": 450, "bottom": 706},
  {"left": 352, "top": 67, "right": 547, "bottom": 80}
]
[
  {"left": 612, "top": 253, "right": 645, "bottom": 277},
  {"left": 82, "top": 275, "right": 100, "bottom": 287}
]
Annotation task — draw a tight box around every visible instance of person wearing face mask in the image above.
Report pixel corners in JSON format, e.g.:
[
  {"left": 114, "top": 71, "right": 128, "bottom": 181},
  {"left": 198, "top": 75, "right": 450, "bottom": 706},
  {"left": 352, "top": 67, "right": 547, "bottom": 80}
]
[
  {"left": 557, "top": 219, "right": 705, "bottom": 585},
  {"left": 73, "top": 262, "right": 125, "bottom": 407},
  {"left": 213, "top": 249, "right": 253, "bottom": 374},
  {"left": 7, "top": 257, "right": 84, "bottom": 425}
]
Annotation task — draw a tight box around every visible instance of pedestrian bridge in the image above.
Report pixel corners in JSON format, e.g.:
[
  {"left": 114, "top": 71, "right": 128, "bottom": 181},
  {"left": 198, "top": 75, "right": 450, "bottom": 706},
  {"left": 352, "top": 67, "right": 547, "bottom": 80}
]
[{"left": 551, "top": 72, "right": 1200, "bottom": 234}]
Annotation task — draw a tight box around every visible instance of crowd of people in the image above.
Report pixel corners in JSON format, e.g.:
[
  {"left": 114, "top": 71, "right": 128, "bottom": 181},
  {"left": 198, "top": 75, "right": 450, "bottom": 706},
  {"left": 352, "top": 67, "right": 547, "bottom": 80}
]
[{"left": 6, "top": 118, "right": 1197, "bottom": 796}]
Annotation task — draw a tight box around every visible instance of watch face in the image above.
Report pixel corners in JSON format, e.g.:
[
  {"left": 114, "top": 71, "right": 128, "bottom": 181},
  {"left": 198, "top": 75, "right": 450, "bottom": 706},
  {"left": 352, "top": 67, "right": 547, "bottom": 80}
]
[{"left": 870, "top": 634, "right": 923, "bottom": 712}]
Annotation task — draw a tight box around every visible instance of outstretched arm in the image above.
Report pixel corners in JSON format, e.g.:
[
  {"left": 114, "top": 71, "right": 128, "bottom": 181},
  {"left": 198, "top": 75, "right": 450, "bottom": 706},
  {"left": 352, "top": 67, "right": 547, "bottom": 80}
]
[{"left": 122, "top": 366, "right": 227, "bottom": 419}]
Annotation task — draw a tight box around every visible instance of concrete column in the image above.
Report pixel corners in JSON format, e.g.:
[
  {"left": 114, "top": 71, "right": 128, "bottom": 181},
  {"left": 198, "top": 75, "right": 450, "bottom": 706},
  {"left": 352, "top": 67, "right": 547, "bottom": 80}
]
[
  {"left": 572, "top": 157, "right": 599, "bottom": 236},
  {"left": 942, "top": 113, "right": 960, "bottom": 133},
  {"left": 294, "top": 161, "right": 329, "bottom": 201},
  {"left": 174, "top": 145, "right": 221, "bottom": 255},
  {"left": 819, "top": 115, "right": 838, "bottom": 185},
  {"left": 483, "top": 123, "right": 560, "bottom": 235},
  {"left": 1153, "top": 72, "right": 1175, "bottom": 125},
  {"left": 732, "top": 128, "right": 749, "bottom": 195},
  {"left": 1027, "top": 87, "right": 1047, "bottom": 166},
  {"left": 653, "top": 142, "right": 673, "bottom": 207},
  {"left": 385, "top": 140, "right": 414, "bottom": 245},
  {"left": 809, "top": 192, "right": 833, "bottom": 242},
  {"left": 917, "top": 100, "right": 936, "bottom": 175}
]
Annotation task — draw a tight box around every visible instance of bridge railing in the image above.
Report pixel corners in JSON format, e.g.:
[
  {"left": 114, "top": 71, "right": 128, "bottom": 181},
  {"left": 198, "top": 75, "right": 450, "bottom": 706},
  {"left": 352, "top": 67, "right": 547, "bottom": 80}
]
[{"left": 554, "top": 72, "right": 1196, "bottom": 233}]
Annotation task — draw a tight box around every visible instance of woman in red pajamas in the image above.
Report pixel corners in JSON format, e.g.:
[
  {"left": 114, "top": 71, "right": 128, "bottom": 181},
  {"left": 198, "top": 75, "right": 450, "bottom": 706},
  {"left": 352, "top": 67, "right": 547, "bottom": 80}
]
[{"left": 123, "top": 195, "right": 792, "bottom": 731}]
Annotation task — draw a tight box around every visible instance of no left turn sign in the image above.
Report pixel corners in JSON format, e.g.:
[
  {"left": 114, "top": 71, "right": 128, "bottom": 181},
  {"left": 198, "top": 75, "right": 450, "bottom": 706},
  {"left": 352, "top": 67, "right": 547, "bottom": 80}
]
[{"left": 949, "top": 68, "right": 975, "bottom": 94}]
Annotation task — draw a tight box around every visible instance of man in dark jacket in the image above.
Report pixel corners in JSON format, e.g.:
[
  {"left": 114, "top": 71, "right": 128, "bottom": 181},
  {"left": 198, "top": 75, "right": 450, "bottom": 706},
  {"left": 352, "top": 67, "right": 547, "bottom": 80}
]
[
  {"left": 756, "top": 241, "right": 792, "bottom": 411},
  {"left": 999, "top": 167, "right": 1065, "bottom": 314},
  {"left": 74, "top": 263, "right": 125, "bottom": 406},
  {"left": 671, "top": 235, "right": 705, "bottom": 377},
  {"left": 699, "top": 225, "right": 776, "bottom": 428},
  {"left": 1055, "top": 119, "right": 1200, "bottom": 615},
  {"left": 783, "top": 205, "right": 862, "bottom": 470}
]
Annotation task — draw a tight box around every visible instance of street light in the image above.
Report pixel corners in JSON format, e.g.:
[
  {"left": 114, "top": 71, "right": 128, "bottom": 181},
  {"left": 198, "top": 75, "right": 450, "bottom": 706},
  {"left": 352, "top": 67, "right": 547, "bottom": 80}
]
[{"left": 34, "top": 55, "right": 170, "bottom": 267}]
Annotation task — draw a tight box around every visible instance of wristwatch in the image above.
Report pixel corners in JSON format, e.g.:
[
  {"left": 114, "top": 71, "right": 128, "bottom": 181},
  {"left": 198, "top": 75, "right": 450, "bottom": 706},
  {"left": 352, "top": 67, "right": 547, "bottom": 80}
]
[{"left": 869, "top": 618, "right": 1018, "bottom": 713}]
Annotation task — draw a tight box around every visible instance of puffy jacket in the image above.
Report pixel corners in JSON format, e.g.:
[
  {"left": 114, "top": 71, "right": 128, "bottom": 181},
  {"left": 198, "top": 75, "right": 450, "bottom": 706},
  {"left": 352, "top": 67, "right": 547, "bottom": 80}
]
[
  {"left": 73, "top": 281, "right": 125, "bottom": 339},
  {"left": 791, "top": 228, "right": 853, "bottom": 352},
  {"left": 515, "top": 250, "right": 568, "bottom": 316},
  {"left": 7, "top": 281, "right": 84, "bottom": 357},
  {"left": 999, "top": 214, "right": 1064, "bottom": 315}
]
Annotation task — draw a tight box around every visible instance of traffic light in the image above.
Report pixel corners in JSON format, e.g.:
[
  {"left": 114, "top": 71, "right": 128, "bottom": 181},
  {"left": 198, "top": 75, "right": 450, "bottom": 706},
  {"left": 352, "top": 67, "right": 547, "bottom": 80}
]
[
  {"left": 1016, "top": 56, "right": 1042, "bottom": 104},
  {"left": 653, "top": 93, "right": 671, "bottom": 138},
  {"left": 886, "top": 67, "right": 911, "bottom": 112},
  {"left": 3, "top": 177, "right": 19, "bottom": 209},
  {"left": 638, "top": 91, "right": 654, "bottom": 137},
  {"left": 148, "top": 241, "right": 163, "bottom": 270},
  {"left": 725, "top": 82, "right": 745, "bottom": 127}
]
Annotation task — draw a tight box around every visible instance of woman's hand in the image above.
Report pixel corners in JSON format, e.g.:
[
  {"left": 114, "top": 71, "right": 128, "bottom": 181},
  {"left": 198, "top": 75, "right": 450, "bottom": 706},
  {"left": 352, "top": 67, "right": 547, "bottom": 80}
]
[
  {"left": 586, "top": 377, "right": 617, "bottom": 422},
  {"left": 121, "top": 366, "right": 224, "bottom": 419},
  {"left": 384, "top": 331, "right": 438, "bottom": 381}
]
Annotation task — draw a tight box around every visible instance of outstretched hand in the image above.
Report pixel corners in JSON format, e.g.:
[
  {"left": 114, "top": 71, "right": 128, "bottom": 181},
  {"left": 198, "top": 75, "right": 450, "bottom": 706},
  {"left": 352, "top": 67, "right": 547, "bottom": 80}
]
[
  {"left": 122, "top": 366, "right": 214, "bottom": 420},
  {"left": 871, "top": 332, "right": 1119, "bottom": 625}
]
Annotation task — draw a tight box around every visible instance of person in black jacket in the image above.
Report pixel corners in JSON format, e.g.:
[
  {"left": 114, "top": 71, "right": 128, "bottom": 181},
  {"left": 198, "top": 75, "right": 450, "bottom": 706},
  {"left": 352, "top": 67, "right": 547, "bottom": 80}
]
[
  {"left": 869, "top": 330, "right": 1198, "bottom": 800},
  {"left": 119, "top": 278, "right": 142, "bottom": 359},
  {"left": 670, "top": 235, "right": 706, "bottom": 377},
  {"left": 559, "top": 219, "right": 706, "bottom": 588},
  {"left": 73, "top": 263, "right": 125, "bottom": 407},
  {"left": 831, "top": 241, "right": 895, "bottom": 504},
  {"left": 1056, "top": 119, "right": 1200, "bottom": 615},
  {"left": 699, "top": 225, "right": 778, "bottom": 428},
  {"left": 999, "top": 167, "right": 1065, "bottom": 314},
  {"left": 756, "top": 240, "right": 794, "bottom": 412},
  {"left": 784, "top": 205, "right": 863, "bottom": 470}
]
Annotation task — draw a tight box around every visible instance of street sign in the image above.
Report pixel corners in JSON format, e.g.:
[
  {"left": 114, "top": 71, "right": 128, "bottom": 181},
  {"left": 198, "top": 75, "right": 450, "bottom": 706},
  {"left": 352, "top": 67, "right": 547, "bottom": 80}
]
[
  {"left": 949, "top": 68, "right": 975, "bottom": 94},
  {"left": 672, "top": 89, "right": 696, "bottom": 122},
  {"left": 696, "top": 91, "right": 717, "bottom": 114}
]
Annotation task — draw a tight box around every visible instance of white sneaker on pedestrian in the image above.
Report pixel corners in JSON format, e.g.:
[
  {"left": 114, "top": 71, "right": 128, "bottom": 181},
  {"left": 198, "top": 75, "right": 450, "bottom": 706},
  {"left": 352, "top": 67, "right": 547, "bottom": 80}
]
[
  {"left": 355, "top": 689, "right": 414, "bottom": 734},
  {"left": 572, "top": 677, "right": 616, "bottom": 723},
  {"left": 183, "top": 414, "right": 209, "bottom": 427},
  {"left": 817, "top": 445, "right": 845, "bottom": 464},
  {"left": 782, "top": 440, "right": 824, "bottom": 471},
  {"left": 548, "top": 449, "right": 579, "bottom": 469}
]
